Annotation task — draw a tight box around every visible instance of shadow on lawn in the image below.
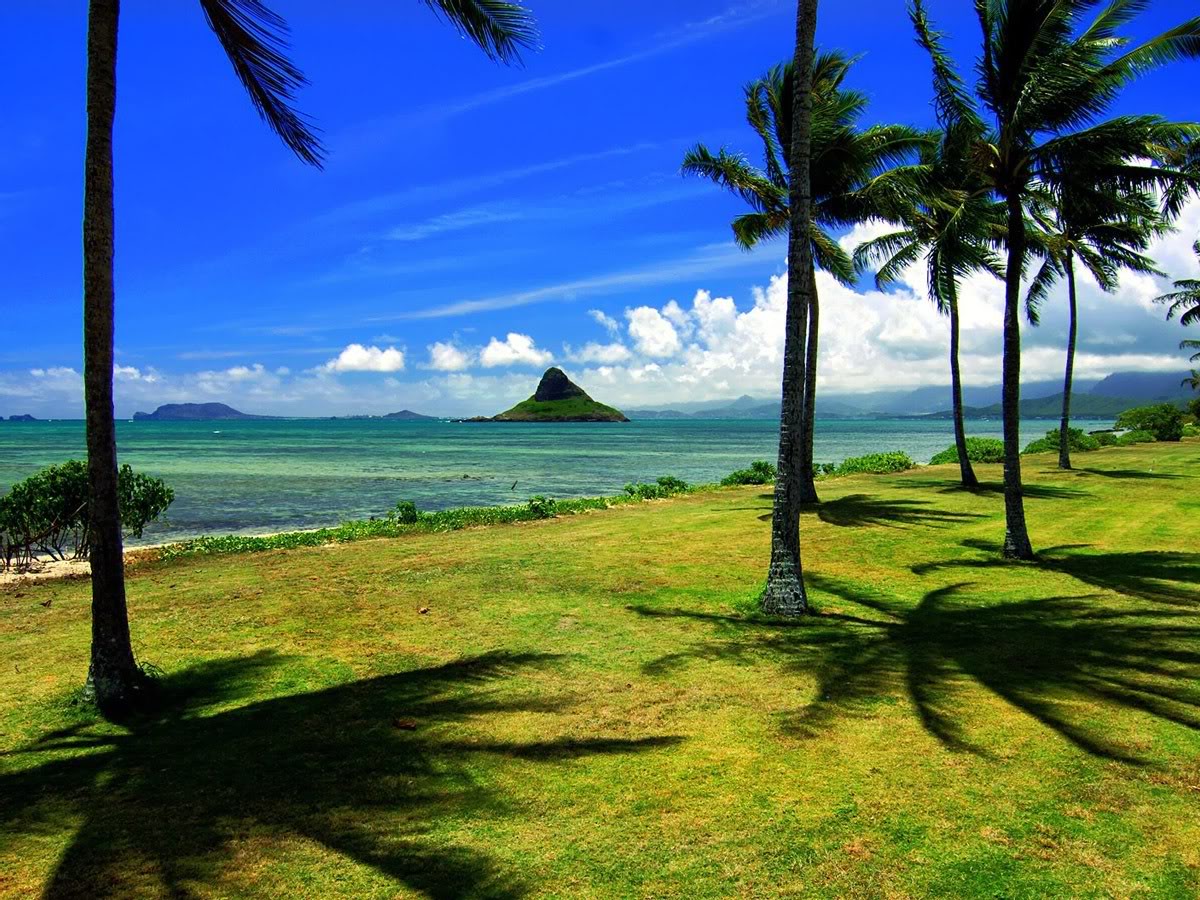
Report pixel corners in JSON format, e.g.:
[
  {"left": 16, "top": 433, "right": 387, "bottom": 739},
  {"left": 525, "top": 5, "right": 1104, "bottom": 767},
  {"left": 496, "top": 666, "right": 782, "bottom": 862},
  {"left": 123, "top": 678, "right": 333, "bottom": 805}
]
[
  {"left": 0, "top": 651, "right": 679, "bottom": 899},
  {"left": 730, "top": 493, "right": 986, "bottom": 528},
  {"left": 1070, "top": 467, "right": 1188, "bottom": 481},
  {"left": 630, "top": 576, "right": 1200, "bottom": 762},
  {"left": 913, "top": 540, "right": 1200, "bottom": 607},
  {"left": 925, "top": 480, "right": 1091, "bottom": 500}
]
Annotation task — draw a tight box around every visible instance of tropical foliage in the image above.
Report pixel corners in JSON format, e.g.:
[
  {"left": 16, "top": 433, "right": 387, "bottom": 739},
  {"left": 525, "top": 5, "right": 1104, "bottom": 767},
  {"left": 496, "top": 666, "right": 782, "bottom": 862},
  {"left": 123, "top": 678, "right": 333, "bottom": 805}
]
[
  {"left": 1115, "top": 403, "right": 1185, "bottom": 442},
  {"left": 909, "top": 0, "right": 1200, "bottom": 559}
]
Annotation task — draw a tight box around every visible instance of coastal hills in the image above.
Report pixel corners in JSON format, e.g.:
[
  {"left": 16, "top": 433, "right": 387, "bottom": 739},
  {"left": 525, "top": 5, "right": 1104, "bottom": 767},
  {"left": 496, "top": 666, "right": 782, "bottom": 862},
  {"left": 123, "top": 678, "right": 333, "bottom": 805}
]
[
  {"left": 465, "top": 367, "right": 629, "bottom": 422},
  {"left": 627, "top": 370, "right": 1195, "bottom": 420}
]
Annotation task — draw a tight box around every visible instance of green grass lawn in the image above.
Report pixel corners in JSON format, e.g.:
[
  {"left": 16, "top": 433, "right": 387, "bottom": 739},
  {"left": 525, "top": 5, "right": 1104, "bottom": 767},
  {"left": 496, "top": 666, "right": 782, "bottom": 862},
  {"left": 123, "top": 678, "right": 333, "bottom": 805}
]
[{"left": 2, "top": 441, "right": 1199, "bottom": 898}]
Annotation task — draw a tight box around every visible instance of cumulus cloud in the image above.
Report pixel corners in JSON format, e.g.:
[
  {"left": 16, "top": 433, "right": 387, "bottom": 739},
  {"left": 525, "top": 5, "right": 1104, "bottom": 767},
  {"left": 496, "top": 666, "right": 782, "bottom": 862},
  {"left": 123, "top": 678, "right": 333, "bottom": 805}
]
[
  {"left": 588, "top": 308, "right": 621, "bottom": 335},
  {"left": 626, "top": 306, "right": 682, "bottom": 357},
  {"left": 480, "top": 333, "right": 553, "bottom": 368},
  {"left": 321, "top": 344, "right": 406, "bottom": 373},
  {"left": 427, "top": 341, "right": 472, "bottom": 371},
  {"left": 565, "top": 341, "right": 632, "bottom": 364}
]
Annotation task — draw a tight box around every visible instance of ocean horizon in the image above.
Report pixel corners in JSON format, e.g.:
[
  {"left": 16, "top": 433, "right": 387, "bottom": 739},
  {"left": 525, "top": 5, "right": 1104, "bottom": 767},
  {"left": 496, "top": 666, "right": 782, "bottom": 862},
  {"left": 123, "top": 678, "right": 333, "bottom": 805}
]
[{"left": 0, "top": 417, "right": 1109, "bottom": 545}]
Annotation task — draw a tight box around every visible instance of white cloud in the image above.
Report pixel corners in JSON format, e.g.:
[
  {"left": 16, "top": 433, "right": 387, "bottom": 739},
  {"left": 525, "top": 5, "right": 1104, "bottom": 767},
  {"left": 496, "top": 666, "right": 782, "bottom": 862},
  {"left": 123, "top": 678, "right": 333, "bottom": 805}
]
[
  {"left": 565, "top": 341, "right": 632, "bottom": 364},
  {"left": 321, "top": 344, "right": 406, "bottom": 373},
  {"left": 480, "top": 333, "right": 553, "bottom": 368},
  {"left": 626, "top": 306, "right": 682, "bottom": 357},
  {"left": 588, "top": 308, "right": 621, "bottom": 335},
  {"left": 427, "top": 341, "right": 472, "bottom": 371}
]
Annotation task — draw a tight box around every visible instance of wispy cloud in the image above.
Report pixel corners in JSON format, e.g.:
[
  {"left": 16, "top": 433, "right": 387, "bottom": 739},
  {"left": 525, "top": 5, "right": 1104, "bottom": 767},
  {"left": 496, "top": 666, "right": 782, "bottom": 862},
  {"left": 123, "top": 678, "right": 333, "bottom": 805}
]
[
  {"left": 368, "top": 240, "right": 781, "bottom": 321},
  {"left": 330, "top": 0, "right": 781, "bottom": 160}
]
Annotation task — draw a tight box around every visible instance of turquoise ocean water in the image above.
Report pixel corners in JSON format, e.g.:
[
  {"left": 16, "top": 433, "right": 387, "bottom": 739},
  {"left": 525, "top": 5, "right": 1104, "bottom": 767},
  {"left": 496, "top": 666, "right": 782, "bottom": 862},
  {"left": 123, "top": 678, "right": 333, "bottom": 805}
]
[{"left": 0, "top": 418, "right": 1104, "bottom": 545}]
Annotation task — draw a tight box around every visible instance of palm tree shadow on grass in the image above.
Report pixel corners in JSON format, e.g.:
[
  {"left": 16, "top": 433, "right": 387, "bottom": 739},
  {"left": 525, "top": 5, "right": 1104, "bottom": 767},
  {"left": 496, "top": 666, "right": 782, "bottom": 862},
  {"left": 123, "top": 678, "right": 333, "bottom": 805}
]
[
  {"left": 629, "top": 576, "right": 1200, "bottom": 762},
  {"left": 0, "top": 651, "right": 680, "bottom": 899},
  {"left": 730, "top": 492, "right": 987, "bottom": 528},
  {"left": 914, "top": 539, "right": 1200, "bottom": 607},
  {"left": 924, "top": 479, "right": 1091, "bottom": 500}
]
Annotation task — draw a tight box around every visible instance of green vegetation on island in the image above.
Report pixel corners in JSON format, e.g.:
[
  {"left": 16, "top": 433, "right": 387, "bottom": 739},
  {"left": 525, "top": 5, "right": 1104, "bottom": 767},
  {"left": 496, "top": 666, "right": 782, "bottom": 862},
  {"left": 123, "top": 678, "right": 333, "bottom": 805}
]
[{"left": 485, "top": 367, "right": 629, "bottom": 422}]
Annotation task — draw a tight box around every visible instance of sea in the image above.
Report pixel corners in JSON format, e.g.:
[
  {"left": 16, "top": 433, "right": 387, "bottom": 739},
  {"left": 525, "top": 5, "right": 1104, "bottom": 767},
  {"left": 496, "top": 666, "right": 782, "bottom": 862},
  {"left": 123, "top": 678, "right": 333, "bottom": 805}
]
[{"left": 0, "top": 417, "right": 1106, "bottom": 546}]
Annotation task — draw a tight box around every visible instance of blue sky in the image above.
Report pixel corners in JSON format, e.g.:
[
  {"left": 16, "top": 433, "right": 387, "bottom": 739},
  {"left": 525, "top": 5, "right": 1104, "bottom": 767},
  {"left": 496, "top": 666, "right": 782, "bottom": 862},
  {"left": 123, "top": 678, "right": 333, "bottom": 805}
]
[{"left": 3, "top": 0, "right": 1199, "bottom": 417}]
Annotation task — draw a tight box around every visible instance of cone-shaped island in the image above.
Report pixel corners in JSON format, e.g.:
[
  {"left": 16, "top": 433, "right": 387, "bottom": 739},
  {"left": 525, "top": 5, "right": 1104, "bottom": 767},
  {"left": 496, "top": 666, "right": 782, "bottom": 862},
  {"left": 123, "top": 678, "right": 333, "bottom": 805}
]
[{"left": 469, "top": 367, "right": 629, "bottom": 422}]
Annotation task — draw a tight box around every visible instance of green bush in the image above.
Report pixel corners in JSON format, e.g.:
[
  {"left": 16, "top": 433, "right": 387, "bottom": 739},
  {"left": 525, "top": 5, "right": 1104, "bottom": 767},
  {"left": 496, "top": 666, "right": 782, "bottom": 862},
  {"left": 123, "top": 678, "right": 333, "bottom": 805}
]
[
  {"left": 830, "top": 451, "right": 915, "bottom": 476},
  {"left": 0, "top": 460, "right": 173, "bottom": 564},
  {"left": 390, "top": 500, "right": 420, "bottom": 524},
  {"left": 1115, "top": 429, "right": 1156, "bottom": 446},
  {"left": 624, "top": 475, "right": 690, "bottom": 500},
  {"left": 1114, "top": 404, "right": 1184, "bottom": 442},
  {"left": 929, "top": 437, "right": 1005, "bottom": 466},
  {"left": 1022, "top": 427, "right": 1100, "bottom": 455},
  {"left": 1187, "top": 396, "right": 1200, "bottom": 421},
  {"left": 818, "top": 462, "right": 838, "bottom": 477},
  {"left": 721, "top": 460, "right": 776, "bottom": 486},
  {"left": 526, "top": 496, "right": 557, "bottom": 519},
  {"left": 1093, "top": 431, "right": 1119, "bottom": 447},
  {"left": 1183, "top": 423, "right": 1200, "bottom": 437}
]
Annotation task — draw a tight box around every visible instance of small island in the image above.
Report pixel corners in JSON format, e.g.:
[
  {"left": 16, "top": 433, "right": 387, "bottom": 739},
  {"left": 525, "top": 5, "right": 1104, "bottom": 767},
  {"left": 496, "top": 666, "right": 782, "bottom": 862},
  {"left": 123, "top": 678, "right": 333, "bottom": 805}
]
[
  {"left": 331, "top": 410, "right": 437, "bottom": 421},
  {"left": 465, "top": 367, "right": 629, "bottom": 422},
  {"left": 5, "top": 414, "right": 38, "bottom": 422},
  {"left": 133, "top": 402, "right": 269, "bottom": 421}
]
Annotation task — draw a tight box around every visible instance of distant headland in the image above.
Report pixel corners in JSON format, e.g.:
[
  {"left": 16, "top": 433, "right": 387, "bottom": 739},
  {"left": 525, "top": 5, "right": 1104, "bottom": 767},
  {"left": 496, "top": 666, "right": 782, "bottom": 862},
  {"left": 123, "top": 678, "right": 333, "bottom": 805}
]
[
  {"left": 460, "top": 367, "right": 629, "bottom": 423},
  {"left": 4, "top": 414, "right": 38, "bottom": 422},
  {"left": 133, "top": 403, "right": 271, "bottom": 421}
]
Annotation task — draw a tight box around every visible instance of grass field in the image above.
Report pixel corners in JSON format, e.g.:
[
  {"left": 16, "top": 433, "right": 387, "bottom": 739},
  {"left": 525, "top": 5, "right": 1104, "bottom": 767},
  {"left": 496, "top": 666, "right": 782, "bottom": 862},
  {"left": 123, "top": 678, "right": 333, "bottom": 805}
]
[{"left": 2, "top": 440, "right": 1199, "bottom": 898}]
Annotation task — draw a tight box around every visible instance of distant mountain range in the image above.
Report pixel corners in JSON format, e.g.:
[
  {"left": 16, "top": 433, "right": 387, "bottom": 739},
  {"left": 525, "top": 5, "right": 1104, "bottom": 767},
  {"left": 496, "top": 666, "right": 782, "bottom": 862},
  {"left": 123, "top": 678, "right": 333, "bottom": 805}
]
[{"left": 626, "top": 370, "right": 1194, "bottom": 420}]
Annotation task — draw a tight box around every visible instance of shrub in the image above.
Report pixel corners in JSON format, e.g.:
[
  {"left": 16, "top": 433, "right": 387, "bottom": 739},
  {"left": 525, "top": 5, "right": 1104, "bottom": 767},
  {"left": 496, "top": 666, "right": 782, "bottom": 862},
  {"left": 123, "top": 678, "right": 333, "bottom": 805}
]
[
  {"left": 526, "top": 495, "right": 557, "bottom": 519},
  {"left": 831, "top": 451, "right": 915, "bottom": 476},
  {"left": 1115, "top": 429, "right": 1156, "bottom": 446},
  {"left": 1092, "top": 431, "right": 1119, "bottom": 447},
  {"left": 390, "top": 500, "right": 420, "bottom": 524},
  {"left": 1022, "top": 427, "right": 1100, "bottom": 455},
  {"left": 818, "top": 462, "right": 838, "bottom": 477},
  {"left": 1114, "top": 404, "right": 1184, "bottom": 442},
  {"left": 721, "top": 460, "right": 776, "bottom": 486},
  {"left": 929, "top": 437, "right": 1005, "bottom": 466},
  {"left": 1187, "top": 396, "right": 1200, "bottom": 421},
  {"left": 0, "top": 460, "right": 173, "bottom": 565},
  {"left": 623, "top": 475, "right": 690, "bottom": 501},
  {"left": 118, "top": 465, "right": 175, "bottom": 538}
]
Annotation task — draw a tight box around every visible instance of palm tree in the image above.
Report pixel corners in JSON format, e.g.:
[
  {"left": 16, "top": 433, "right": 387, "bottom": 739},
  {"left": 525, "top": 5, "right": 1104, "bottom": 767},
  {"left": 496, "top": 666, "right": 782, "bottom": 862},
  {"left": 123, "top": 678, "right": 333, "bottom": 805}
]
[
  {"left": 82, "top": 0, "right": 537, "bottom": 712},
  {"left": 911, "top": 0, "right": 1200, "bottom": 560},
  {"left": 1026, "top": 168, "right": 1177, "bottom": 469},
  {"left": 853, "top": 121, "right": 1005, "bottom": 488},
  {"left": 682, "top": 53, "right": 922, "bottom": 505},
  {"left": 758, "top": 0, "right": 818, "bottom": 616},
  {"left": 1156, "top": 239, "right": 1200, "bottom": 388}
]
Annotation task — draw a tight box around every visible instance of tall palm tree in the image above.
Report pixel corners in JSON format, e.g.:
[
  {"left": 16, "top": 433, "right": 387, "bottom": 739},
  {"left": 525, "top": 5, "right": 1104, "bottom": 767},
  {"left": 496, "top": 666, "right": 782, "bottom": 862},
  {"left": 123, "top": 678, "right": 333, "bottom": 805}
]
[
  {"left": 83, "top": 0, "right": 537, "bottom": 712},
  {"left": 758, "top": 0, "right": 818, "bottom": 616},
  {"left": 682, "top": 53, "right": 922, "bottom": 505},
  {"left": 911, "top": 0, "right": 1200, "bottom": 560},
  {"left": 1156, "top": 239, "right": 1200, "bottom": 388},
  {"left": 1026, "top": 165, "right": 1179, "bottom": 469},
  {"left": 853, "top": 121, "right": 1005, "bottom": 488}
]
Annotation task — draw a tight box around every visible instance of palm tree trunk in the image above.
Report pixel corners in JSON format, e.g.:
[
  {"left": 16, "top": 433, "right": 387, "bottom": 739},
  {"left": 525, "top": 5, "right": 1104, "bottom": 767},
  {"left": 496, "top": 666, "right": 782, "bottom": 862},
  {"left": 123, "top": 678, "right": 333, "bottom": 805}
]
[
  {"left": 84, "top": 0, "right": 142, "bottom": 712},
  {"left": 1001, "top": 194, "right": 1034, "bottom": 559},
  {"left": 948, "top": 292, "right": 978, "bottom": 487},
  {"left": 1058, "top": 249, "right": 1078, "bottom": 471},
  {"left": 761, "top": 0, "right": 817, "bottom": 616},
  {"left": 799, "top": 267, "right": 821, "bottom": 504}
]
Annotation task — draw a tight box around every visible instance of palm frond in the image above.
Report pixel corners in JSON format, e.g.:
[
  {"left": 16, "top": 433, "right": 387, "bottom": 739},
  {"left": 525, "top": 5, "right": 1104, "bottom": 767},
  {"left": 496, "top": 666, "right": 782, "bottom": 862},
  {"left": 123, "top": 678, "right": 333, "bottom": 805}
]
[
  {"left": 199, "top": 0, "right": 324, "bottom": 166},
  {"left": 421, "top": 0, "right": 539, "bottom": 64}
]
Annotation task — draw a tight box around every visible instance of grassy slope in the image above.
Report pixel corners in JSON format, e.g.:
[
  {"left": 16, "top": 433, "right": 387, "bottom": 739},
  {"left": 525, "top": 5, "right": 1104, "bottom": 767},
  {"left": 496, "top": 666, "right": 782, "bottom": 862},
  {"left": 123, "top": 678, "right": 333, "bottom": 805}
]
[
  {"left": 495, "top": 395, "right": 628, "bottom": 421},
  {"left": 2, "top": 441, "right": 1199, "bottom": 898}
]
